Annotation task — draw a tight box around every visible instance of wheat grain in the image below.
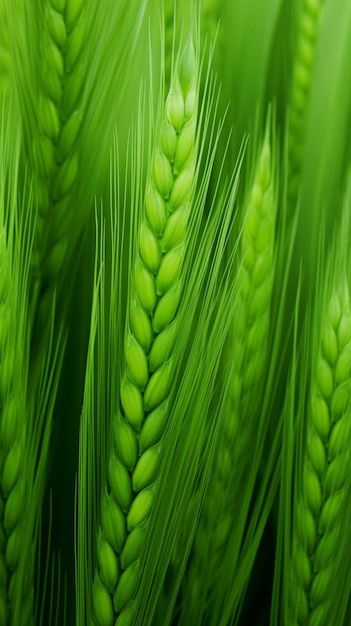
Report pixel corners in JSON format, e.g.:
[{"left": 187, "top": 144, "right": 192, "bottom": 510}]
[
  {"left": 93, "top": 26, "right": 200, "bottom": 626},
  {"left": 288, "top": 276, "right": 351, "bottom": 625}
]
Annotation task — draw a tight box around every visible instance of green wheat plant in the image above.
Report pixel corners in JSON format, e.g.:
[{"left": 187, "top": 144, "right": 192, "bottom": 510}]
[{"left": 1, "top": 0, "right": 351, "bottom": 625}]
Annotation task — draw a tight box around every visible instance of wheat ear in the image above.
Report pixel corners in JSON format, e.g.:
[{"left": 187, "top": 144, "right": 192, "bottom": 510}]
[
  {"left": 30, "top": 0, "right": 86, "bottom": 293},
  {"left": 185, "top": 117, "right": 277, "bottom": 617},
  {"left": 288, "top": 275, "right": 351, "bottom": 625},
  {"left": 0, "top": 118, "right": 35, "bottom": 625},
  {"left": 92, "top": 29, "right": 200, "bottom": 626},
  {"left": 214, "top": 117, "right": 276, "bottom": 524},
  {"left": 288, "top": 0, "right": 324, "bottom": 211}
]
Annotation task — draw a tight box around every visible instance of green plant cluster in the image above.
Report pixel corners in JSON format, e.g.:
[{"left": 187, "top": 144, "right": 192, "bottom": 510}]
[{"left": 1, "top": 1, "right": 351, "bottom": 625}]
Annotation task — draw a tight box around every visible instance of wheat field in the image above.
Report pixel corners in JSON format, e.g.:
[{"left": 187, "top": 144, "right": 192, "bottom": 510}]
[{"left": 1, "top": 0, "right": 351, "bottom": 625}]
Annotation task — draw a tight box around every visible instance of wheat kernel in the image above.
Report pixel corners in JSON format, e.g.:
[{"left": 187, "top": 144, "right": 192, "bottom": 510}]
[
  {"left": 57, "top": 110, "right": 83, "bottom": 161},
  {"left": 314, "top": 524, "right": 340, "bottom": 571},
  {"left": 294, "top": 62, "right": 310, "bottom": 91},
  {"left": 127, "top": 488, "right": 154, "bottom": 531},
  {"left": 311, "top": 394, "right": 330, "bottom": 440},
  {"left": 98, "top": 531, "right": 119, "bottom": 592},
  {"left": 108, "top": 456, "right": 132, "bottom": 512},
  {"left": 130, "top": 301, "right": 153, "bottom": 353},
  {"left": 248, "top": 282, "right": 271, "bottom": 319},
  {"left": 121, "top": 377, "right": 144, "bottom": 430},
  {"left": 145, "top": 187, "right": 167, "bottom": 235},
  {"left": 65, "top": 0, "right": 84, "bottom": 31},
  {"left": 303, "top": 465, "right": 322, "bottom": 516},
  {"left": 149, "top": 322, "right": 176, "bottom": 372},
  {"left": 293, "top": 544, "right": 312, "bottom": 590},
  {"left": 328, "top": 417, "right": 351, "bottom": 458},
  {"left": 3, "top": 480, "right": 23, "bottom": 532},
  {"left": 166, "top": 92, "right": 184, "bottom": 133},
  {"left": 255, "top": 214, "right": 274, "bottom": 254},
  {"left": 62, "top": 62, "right": 85, "bottom": 115},
  {"left": 328, "top": 292, "right": 341, "bottom": 328},
  {"left": 156, "top": 247, "right": 183, "bottom": 295},
  {"left": 153, "top": 150, "right": 173, "bottom": 199},
  {"left": 139, "top": 402, "right": 168, "bottom": 453},
  {"left": 47, "top": 7, "right": 67, "bottom": 48},
  {"left": 169, "top": 166, "right": 194, "bottom": 210},
  {"left": 324, "top": 454, "right": 348, "bottom": 496},
  {"left": 92, "top": 574, "right": 114, "bottom": 626},
  {"left": 251, "top": 253, "right": 271, "bottom": 287},
  {"left": 321, "top": 323, "right": 338, "bottom": 364},
  {"left": 298, "top": 36, "right": 315, "bottom": 66},
  {"left": 43, "top": 38, "right": 64, "bottom": 76},
  {"left": 307, "top": 430, "right": 326, "bottom": 477},
  {"left": 319, "top": 490, "right": 345, "bottom": 533},
  {"left": 334, "top": 349, "right": 351, "bottom": 384},
  {"left": 114, "top": 605, "right": 135, "bottom": 626},
  {"left": 135, "top": 264, "right": 157, "bottom": 314},
  {"left": 121, "top": 524, "right": 147, "bottom": 569},
  {"left": 39, "top": 97, "right": 60, "bottom": 140},
  {"left": 113, "top": 415, "right": 138, "bottom": 471},
  {"left": 185, "top": 88, "right": 196, "bottom": 119},
  {"left": 144, "top": 360, "right": 172, "bottom": 412},
  {"left": 132, "top": 445, "right": 161, "bottom": 492},
  {"left": 113, "top": 563, "right": 139, "bottom": 613},
  {"left": 162, "top": 206, "right": 189, "bottom": 251},
  {"left": 160, "top": 120, "right": 177, "bottom": 161},
  {"left": 337, "top": 314, "right": 351, "bottom": 348},
  {"left": 5, "top": 525, "right": 21, "bottom": 570},
  {"left": 178, "top": 38, "right": 195, "bottom": 93},
  {"left": 246, "top": 316, "right": 269, "bottom": 353},
  {"left": 174, "top": 121, "right": 196, "bottom": 171},
  {"left": 124, "top": 335, "right": 148, "bottom": 389},
  {"left": 65, "top": 21, "right": 85, "bottom": 71},
  {"left": 139, "top": 223, "right": 161, "bottom": 274},
  {"left": 101, "top": 492, "right": 126, "bottom": 553},
  {"left": 296, "top": 503, "right": 317, "bottom": 553},
  {"left": 309, "top": 567, "right": 332, "bottom": 608},
  {"left": 308, "top": 604, "right": 328, "bottom": 626},
  {"left": 153, "top": 283, "right": 181, "bottom": 332},
  {"left": 300, "top": 12, "right": 317, "bottom": 40}
]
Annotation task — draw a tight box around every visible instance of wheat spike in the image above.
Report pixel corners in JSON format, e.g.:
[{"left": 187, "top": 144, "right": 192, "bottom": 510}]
[
  {"left": 288, "top": 275, "right": 351, "bottom": 625},
  {"left": 30, "top": 0, "right": 85, "bottom": 290},
  {"left": 92, "top": 21, "right": 200, "bottom": 626},
  {"left": 288, "top": 0, "right": 324, "bottom": 211},
  {"left": 184, "top": 117, "right": 277, "bottom": 620}
]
